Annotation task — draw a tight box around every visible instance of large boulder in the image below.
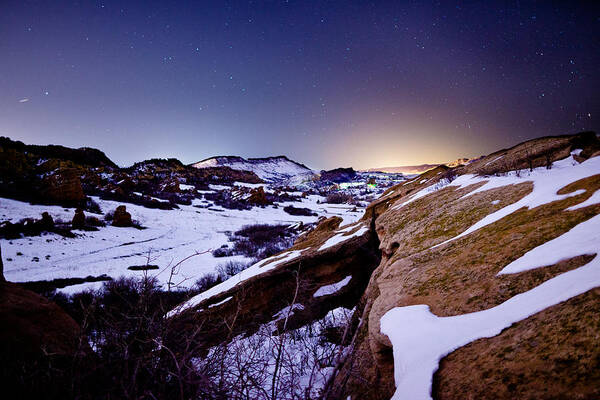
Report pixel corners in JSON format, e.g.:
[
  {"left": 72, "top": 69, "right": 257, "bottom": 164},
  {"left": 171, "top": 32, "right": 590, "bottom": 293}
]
[
  {"left": 71, "top": 208, "right": 85, "bottom": 229},
  {"left": 248, "top": 186, "right": 270, "bottom": 206},
  {"left": 111, "top": 205, "right": 132, "bottom": 227},
  {"left": 39, "top": 211, "right": 55, "bottom": 230}
]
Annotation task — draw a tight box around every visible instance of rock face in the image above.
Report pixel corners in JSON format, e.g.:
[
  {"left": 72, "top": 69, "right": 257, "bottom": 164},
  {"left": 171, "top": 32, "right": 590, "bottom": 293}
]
[
  {"left": 324, "top": 131, "right": 600, "bottom": 399},
  {"left": 168, "top": 216, "right": 381, "bottom": 351},
  {"left": 247, "top": 186, "right": 270, "bottom": 206},
  {"left": 111, "top": 205, "right": 132, "bottom": 227},
  {"left": 192, "top": 155, "right": 315, "bottom": 183},
  {"left": 41, "top": 168, "right": 85, "bottom": 204}
]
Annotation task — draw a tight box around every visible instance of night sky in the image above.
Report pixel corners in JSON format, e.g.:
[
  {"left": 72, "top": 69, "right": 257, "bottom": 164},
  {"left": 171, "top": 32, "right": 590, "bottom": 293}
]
[{"left": 1, "top": 1, "right": 598, "bottom": 169}]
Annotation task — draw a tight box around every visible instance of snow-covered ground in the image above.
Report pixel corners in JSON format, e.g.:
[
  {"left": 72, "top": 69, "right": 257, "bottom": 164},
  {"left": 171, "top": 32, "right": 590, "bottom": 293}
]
[
  {"left": 195, "top": 306, "right": 353, "bottom": 399},
  {"left": 2, "top": 193, "right": 363, "bottom": 290}
]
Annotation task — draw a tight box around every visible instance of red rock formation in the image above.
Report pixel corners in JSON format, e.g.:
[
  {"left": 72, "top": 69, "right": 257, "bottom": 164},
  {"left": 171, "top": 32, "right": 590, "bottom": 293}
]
[{"left": 111, "top": 205, "right": 132, "bottom": 227}]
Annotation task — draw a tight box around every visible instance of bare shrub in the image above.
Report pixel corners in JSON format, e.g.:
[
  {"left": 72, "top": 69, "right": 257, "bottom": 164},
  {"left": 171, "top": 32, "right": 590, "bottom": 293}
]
[
  {"left": 230, "top": 224, "right": 297, "bottom": 259},
  {"left": 216, "top": 260, "right": 252, "bottom": 280},
  {"left": 325, "top": 192, "right": 353, "bottom": 204}
]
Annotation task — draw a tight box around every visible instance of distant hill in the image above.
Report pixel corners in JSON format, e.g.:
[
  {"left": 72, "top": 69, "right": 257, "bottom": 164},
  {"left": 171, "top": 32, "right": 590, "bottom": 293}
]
[
  {"left": 0, "top": 136, "right": 117, "bottom": 169},
  {"left": 365, "top": 163, "right": 439, "bottom": 174},
  {"left": 192, "top": 155, "right": 315, "bottom": 183},
  {"left": 366, "top": 157, "right": 473, "bottom": 174}
]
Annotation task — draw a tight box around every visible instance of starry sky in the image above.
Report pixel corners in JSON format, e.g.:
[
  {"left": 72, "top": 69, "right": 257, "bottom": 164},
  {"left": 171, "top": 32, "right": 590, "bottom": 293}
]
[{"left": 0, "top": 1, "right": 598, "bottom": 170}]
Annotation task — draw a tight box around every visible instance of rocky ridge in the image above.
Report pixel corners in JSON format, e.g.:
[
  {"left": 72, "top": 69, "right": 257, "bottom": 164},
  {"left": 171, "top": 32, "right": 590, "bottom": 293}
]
[{"left": 170, "top": 131, "right": 600, "bottom": 399}]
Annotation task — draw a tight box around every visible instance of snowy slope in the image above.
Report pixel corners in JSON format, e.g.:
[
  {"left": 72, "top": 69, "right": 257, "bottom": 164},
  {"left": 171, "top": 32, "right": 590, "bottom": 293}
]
[
  {"left": 379, "top": 152, "right": 600, "bottom": 400},
  {"left": 191, "top": 156, "right": 316, "bottom": 183},
  {"left": 2, "top": 193, "right": 363, "bottom": 290}
]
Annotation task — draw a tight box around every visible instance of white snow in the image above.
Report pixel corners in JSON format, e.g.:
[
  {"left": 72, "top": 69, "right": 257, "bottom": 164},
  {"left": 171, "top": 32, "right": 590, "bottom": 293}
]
[
  {"left": 566, "top": 188, "right": 600, "bottom": 211},
  {"left": 318, "top": 225, "right": 369, "bottom": 251},
  {"left": 57, "top": 280, "right": 106, "bottom": 295},
  {"left": 483, "top": 154, "right": 504, "bottom": 166},
  {"left": 431, "top": 155, "right": 600, "bottom": 248},
  {"left": 208, "top": 296, "right": 232, "bottom": 308},
  {"left": 179, "top": 184, "right": 195, "bottom": 191},
  {"left": 3, "top": 190, "right": 363, "bottom": 292},
  {"left": 273, "top": 303, "right": 305, "bottom": 321},
  {"left": 208, "top": 184, "right": 230, "bottom": 190},
  {"left": 193, "top": 156, "right": 315, "bottom": 183},
  {"left": 197, "top": 306, "right": 353, "bottom": 399},
  {"left": 392, "top": 178, "right": 453, "bottom": 209},
  {"left": 498, "top": 213, "right": 600, "bottom": 275},
  {"left": 313, "top": 275, "right": 352, "bottom": 297},
  {"left": 380, "top": 192, "right": 600, "bottom": 400}
]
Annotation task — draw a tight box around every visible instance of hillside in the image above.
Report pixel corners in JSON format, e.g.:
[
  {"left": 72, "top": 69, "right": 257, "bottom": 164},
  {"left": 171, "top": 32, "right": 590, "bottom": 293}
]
[
  {"left": 2, "top": 131, "right": 599, "bottom": 399},
  {"left": 169, "top": 131, "right": 600, "bottom": 399},
  {"left": 192, "top": 155, "right": 316, "bottom": 183}
]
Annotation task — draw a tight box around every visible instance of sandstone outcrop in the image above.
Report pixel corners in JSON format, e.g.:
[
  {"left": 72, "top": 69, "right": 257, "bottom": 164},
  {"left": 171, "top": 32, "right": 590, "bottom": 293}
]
[
  {"left": 111, "top": 205, "right": 132, "bottom": 227},
  {"left": 168, "top": 215, "right": 381, "bottom": 350},
  {"left": 71, "top": 208, "right": 85, "bottom": 229},
  {"left": 41, "top": 167, "right": 85, "bottom": 204},
  {"left": 324, "top": 131, "right": 600, "bottom": 399},
  {"left": 167, "top": 131, "right": 600, "bottom": 400}
]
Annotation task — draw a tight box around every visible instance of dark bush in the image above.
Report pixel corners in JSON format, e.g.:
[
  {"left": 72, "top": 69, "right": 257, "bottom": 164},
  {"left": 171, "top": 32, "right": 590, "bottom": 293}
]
[
  {"left": 216, "top": 260, "right": 252, "bottom": 280},
  {"left": 194, "top": 273, "right": 223, "bottom": 292},
  {"left": 127, "top": 264, "right": 160, "bottom": 271},
  {"left": 229, "top": 223, "right": 296, "bottom": 259},
  {"left": 84, "top": 197, "right": 102, "bottom": 214},
  {"left": 325, "top": 192, "right": 353, "bottom": 204},
  {"left": 212, "top": 245, "right": 233, "bottom": 258},
  {"left": 283, "top": 205, "right": 317, "bottom": 216}
]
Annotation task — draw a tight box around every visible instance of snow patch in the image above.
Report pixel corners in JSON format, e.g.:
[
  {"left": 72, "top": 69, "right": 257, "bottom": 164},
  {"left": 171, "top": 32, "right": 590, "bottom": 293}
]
[
  {"left": 319, "top": 225, "right": 369, "bottom": 251},
  {"left": 498, "top": 214, "right": 600, "bottom": 275},
  {"left": 382, "top": 258, "right": 600, "bottom": 400},
  {"left": 313, "top": 276, "right": 352, "bottom": 297},
  {"left": 566, "top": 189, "right": 600, "bottom": 211},
  {"left": 208, "top": 296, "right": 232, "bottom": 308}
]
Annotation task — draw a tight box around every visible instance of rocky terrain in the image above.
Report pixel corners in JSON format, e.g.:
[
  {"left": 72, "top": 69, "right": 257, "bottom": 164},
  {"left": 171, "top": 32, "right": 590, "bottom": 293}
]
[
  {"left": 1, "top": 136, "right": 399, "bottom": 293},
  {"left": 168, "top": 131, "right": 600, "bottom": 399},
  {"left": 1, "top": 131, "right": 599, "bottom": 399}
]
